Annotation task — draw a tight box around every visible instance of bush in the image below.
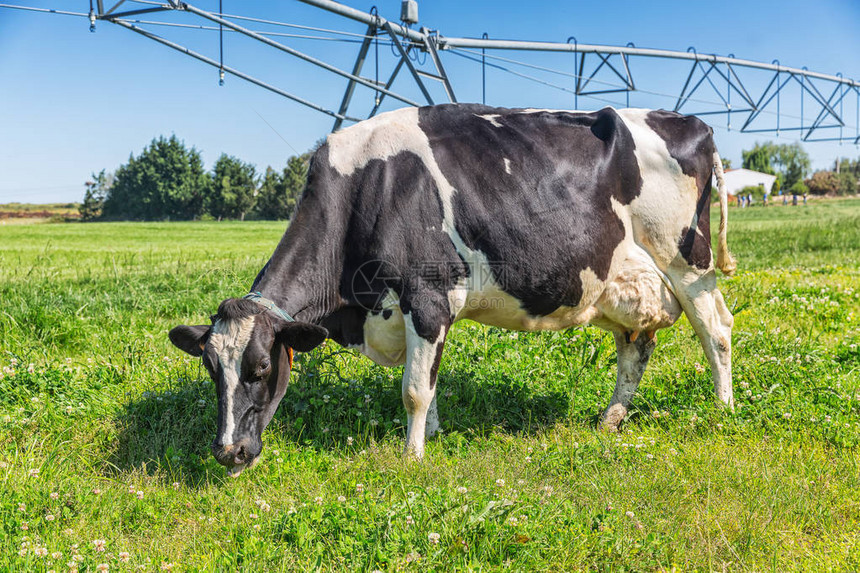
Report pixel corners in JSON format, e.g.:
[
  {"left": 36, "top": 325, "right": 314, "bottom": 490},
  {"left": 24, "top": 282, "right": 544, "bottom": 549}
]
[
  {"left": 806, "top": 171, "right": 838, "bottom": 196},
  {"left": 791, "top": 181, "right": 810, "bottom": 195}
]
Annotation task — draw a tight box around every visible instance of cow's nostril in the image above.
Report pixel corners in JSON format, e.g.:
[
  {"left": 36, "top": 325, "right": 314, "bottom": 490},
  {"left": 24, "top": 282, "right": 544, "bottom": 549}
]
[{"left": 233, "top": 446, "right": 247, "bottom": 465}]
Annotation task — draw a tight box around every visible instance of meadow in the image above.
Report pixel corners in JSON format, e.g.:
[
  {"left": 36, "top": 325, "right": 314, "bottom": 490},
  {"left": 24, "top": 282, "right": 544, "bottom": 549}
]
[{"left": 1, "top": 199, "right": 859, "bottom": 571}]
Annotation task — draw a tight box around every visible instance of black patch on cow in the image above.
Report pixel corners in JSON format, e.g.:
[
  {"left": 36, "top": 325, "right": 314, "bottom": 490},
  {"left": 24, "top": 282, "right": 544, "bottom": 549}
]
[
  {"left": 216, "top": 298, "right": 263, "bottom": 320},
  {"left": 255, "top": 144, "right": 467, "bottom": 344},
  {"left": 429, "top": 336, "right": 446, "bottom": 390},
  {"left": 382, "top": 309, "right": 393, "bottom": 320},
  {"left": 321, "top": 307, "right": 367, "bottom": 348},
  {"left": 418, "top": 104, "right": 641, "bottom": 315},
  {"left": 646, "top": 110, "right": 715, "bottom": 270},
  {"left": 331, "top": 150, "right": 467, "bottom": 341}
]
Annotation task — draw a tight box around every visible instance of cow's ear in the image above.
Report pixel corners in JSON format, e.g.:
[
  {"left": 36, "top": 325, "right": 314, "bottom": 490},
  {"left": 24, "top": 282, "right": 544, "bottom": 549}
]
[
  {"left": 169, "top": 325, "right": 211, "bottom": 357},
  {"left": 276, "top": 321, "right": 328, "bottom": 353}
]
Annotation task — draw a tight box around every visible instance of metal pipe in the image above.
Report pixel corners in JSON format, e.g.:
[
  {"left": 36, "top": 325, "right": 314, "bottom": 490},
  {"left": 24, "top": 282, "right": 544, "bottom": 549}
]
[
  {"left": 441, "top": 37, "right": 860, "bottom": 87},
  {"left": 297, "top": 0, "right": 424, "bottom": 43},
  {"left": 181, "top": 1, "right": 421, "bottom": 107},
  {"left": 114, "top": 19, "right": 360, "bottom": 122}
]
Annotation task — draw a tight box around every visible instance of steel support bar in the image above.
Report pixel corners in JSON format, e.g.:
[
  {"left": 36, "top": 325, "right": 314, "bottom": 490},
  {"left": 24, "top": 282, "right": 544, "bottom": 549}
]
[
  {"left": 332, "top": 22, "right": 376, "bottom": 131},
  {"left": 102, "top": 6, "right": 169, "bottom": 19},
  {"left": 368, "top": 55, "right": 408, "bottom": 117},
  {"left": 101, "top": 0, "right": 125, "bottom": 16},
  {"left": 180, "top": 1, "right": 421, "bottom": 107},
  {"left": 113, "top": 20, "right": 360, "bottom": 122},
  {"left": 421, "top": 28, "right": 457, "bottom": 103},
  {"left": 382, "top": 21, "right": 434, "bottom": 105}
]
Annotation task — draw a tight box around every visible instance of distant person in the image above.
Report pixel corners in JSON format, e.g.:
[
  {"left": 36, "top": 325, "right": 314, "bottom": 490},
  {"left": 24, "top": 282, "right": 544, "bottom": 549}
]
[
  {"left": 763, "top": 191, "right": 769, "bottom": 206},
  {"left": 792, "top": 193, "right": 798, "bottom": 206},
  {"left": 803, "top": 192, "right": 807, "bottom": 205}
]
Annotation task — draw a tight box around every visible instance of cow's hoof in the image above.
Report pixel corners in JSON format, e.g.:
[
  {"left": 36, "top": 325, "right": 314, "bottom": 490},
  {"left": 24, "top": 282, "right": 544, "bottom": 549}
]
[
  {"left": 403, "top": 444, "right": 425, "bottom": 461},
  {"left": 600, "top": 405, "right": 626, "bottom": 431},
  {"left": 599, "top": 420, "right": 621, "bottom": 432},
  {"left": 425, "top": 422, "right": 440, "bottom": 438}
]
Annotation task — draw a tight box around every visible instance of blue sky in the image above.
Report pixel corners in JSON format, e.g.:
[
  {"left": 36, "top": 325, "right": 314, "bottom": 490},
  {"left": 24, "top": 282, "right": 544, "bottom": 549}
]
[{"left": 1, "top": 0, "right": 858, "bottom": 203}]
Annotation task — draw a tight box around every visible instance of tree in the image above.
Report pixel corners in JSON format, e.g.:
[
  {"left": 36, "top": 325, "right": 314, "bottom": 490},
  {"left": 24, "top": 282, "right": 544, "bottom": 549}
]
[
  {"left": 253, "top": 154, "right": 310, "bottom": 220},
  {"left": 206, "top": 154, "right": 258, "bottom": 220},
  {"left": 79, "top": 169, "right": 112, "bottom": 221},
  {"left": 805, "top": 171, "right": 839, "bottom": 195},
  {"left": 773, "top": 143, "right": 810, "bottom": 189},
  {"left": 721, "top": 157, "right": 732, "bottom": 170},
  {"left": 741, "top": 142, "right": 810, "bottom": 189},
  {"left": 101, "top": 135, "right": 209, "bottom": 220},
  {"left": 837, "top": 171, "right": 858, "bottom": 195},
  {"left": 742, "top": 143, "right": 775, "bottom": 175}
]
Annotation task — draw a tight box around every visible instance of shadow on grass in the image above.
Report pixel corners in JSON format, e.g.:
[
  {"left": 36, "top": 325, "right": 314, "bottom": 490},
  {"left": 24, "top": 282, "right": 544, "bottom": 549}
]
[{"left": 107, "top": 350, "right": 572, "bottom": 485}]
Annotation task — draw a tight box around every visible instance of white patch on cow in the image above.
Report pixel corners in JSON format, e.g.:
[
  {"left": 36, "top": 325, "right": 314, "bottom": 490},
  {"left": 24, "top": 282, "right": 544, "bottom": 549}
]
[
  {"left": 209, "top": 316, "right": 256, "bottom": 446},
  {"left": 477, "top": 113, "right": 503, "bottom": 128},
  {"left": 503, "top": 158, "right": 511, "bottom": 174},
  {"left": 592, "top": 247, "right": 681, "bottom": 333},
  {"left": 327, "top": 108, "right": 425, "bottom": 177},
  {"left": 615, "top": 108, "right": 700, "bottom": 270},
  {"left": 401, "top": 312, "right": 446, "bottom": 459},
  {"left": 361, "top": 290, "right": 407, "bottom": 366}
]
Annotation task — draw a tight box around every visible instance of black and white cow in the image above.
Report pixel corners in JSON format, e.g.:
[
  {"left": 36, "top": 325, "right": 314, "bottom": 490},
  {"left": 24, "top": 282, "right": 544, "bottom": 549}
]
[{"left": 170, "top": 104, "right": 736, "bottom": 474}]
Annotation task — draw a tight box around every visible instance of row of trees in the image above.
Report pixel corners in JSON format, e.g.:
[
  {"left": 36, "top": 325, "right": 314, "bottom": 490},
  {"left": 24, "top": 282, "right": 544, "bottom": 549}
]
[
  {"left": 738, "top": 142, "right": 859, "bottom": 196},
  {"left": 80, "top": 135, "right": 312, "bottom": 221},
  {"left": 82, "top": 135, "right": 858, "bottom": 221}
]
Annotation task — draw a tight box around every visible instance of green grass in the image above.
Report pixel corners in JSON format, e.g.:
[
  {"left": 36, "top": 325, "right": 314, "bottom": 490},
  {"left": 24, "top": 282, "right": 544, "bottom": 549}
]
[{"left": 1, "top": 199, "right": 859, "bottom": 571}]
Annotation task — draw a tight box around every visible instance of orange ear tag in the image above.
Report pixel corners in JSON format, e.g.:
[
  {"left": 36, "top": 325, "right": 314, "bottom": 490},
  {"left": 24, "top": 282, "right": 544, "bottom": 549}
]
[{"left": 287, "top": 347, "right": 294, "bottom": 369}]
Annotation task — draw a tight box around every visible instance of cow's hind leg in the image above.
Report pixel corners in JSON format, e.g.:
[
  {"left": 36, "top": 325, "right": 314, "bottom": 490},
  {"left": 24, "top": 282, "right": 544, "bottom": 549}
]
[
  {"left": 668, "top": 267, "right": 734, "bottom": 407},
  {"left": 401, "top": 314, "right": 448, "bottom": 459},
  {"left": 601, "top": 331, "right": 657, "bottom": 430}
]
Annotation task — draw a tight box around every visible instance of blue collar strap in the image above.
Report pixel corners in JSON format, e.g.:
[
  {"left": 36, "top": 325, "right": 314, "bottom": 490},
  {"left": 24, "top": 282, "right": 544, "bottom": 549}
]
[{"left": 243, "top": 292, "right": 295, "bottom": 322}]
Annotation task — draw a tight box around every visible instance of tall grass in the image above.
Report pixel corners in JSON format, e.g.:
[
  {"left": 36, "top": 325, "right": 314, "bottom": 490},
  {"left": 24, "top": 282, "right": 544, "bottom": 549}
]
[{"left": 1, "top": 199, "right": 858, "bottom": 571}]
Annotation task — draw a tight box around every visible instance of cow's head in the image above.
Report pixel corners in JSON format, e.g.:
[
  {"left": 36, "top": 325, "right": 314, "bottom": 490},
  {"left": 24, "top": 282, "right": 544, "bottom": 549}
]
[{"left": 168, "top": 297, "right": 327, "bottom": 476}]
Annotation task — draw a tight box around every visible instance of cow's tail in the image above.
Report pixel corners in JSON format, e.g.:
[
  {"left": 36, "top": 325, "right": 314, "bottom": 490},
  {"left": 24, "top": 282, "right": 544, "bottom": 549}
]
[{"left": 712, "top": 151, "right": 737, "bottom": 276}]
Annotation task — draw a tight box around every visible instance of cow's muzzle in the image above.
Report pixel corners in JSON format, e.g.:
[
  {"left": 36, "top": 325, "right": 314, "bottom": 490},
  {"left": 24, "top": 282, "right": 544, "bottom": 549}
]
[{"left": 211, "top": 438, "right": 260, "bottom": 476}]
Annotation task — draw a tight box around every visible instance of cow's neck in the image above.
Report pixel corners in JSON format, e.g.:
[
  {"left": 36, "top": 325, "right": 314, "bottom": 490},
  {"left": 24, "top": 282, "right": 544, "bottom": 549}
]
[{"left": 251, "top": 189, "right": 345, "bottom": 325}]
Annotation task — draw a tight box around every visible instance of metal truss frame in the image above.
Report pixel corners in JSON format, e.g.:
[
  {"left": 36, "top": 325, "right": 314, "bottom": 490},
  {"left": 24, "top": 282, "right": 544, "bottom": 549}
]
[{"left": 3, "top": 0, "right": 858, "bottom": 143}]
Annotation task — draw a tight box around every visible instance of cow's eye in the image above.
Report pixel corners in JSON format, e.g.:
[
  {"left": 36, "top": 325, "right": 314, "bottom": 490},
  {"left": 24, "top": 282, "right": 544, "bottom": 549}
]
[{"left": 250, "top": 359, "right": 271, "bottom": 381}]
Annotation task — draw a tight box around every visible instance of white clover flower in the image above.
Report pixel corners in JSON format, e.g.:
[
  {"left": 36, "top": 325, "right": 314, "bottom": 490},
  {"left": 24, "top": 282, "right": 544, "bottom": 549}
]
[
  {"left": 355, "top": 483, "right": 364, "bottom": 493},
  {"left": 337, "top": 496, "right": 346, "bottom": 503},
  {"left": 456, "top": 486, "right": 468, "bottom": 494},
  {"left": 495, "top": 479, "right": 505, "bottom": 488},
  {"left": 428, "top": 532, "right": 440, "bottom": 544}
]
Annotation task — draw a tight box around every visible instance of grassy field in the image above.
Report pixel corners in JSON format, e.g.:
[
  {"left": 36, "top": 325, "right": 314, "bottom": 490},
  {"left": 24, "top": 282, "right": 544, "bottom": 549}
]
[{"left": 1, "top": 199, "right": 859, "bottom": 571}]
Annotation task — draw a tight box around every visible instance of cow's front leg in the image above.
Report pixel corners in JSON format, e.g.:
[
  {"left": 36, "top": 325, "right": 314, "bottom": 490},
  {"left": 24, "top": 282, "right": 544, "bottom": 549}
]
[
  {"left": 402, "top": 316, "right": 447, "bottom": 459},
  {"left": 601, "top": 331, "right": 656, "bottom": 431}
]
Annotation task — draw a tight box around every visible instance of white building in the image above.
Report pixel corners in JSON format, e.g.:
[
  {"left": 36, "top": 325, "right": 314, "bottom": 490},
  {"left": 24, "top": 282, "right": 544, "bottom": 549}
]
[{"left": 718, "top": 168, "right": 778, "bottom": 196}]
